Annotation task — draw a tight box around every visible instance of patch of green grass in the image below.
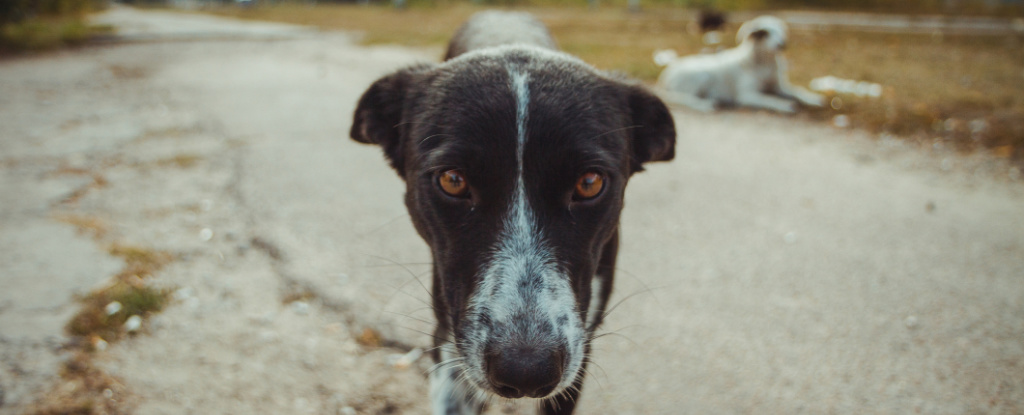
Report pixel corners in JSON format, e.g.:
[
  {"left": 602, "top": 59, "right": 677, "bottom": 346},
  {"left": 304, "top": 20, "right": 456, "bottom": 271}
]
[{"left": 66, "top": 281, "right": 170, "bottom": 343}]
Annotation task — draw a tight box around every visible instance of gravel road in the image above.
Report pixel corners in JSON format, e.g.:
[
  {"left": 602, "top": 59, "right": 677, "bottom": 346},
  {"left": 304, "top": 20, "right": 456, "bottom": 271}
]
[{"left": 1, "top": 7, "right": 1022, "bottom": 415}]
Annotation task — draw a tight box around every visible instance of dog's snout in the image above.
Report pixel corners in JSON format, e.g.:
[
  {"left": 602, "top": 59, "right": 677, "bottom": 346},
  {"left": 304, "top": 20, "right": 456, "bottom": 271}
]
[{"left": 485, "top": 345, "right": 565, "bottom": 398}]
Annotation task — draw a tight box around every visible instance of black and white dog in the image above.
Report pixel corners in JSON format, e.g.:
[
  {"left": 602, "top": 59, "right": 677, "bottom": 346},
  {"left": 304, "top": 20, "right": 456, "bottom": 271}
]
[{"left": 350, "top": 11, "right": 676, "bottom": 415}]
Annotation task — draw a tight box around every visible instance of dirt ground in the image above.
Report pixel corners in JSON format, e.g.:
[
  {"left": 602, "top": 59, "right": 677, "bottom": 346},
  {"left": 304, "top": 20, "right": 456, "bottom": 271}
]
[{"left": 1, "top": 6, "right": 1022, "bottom": 415}]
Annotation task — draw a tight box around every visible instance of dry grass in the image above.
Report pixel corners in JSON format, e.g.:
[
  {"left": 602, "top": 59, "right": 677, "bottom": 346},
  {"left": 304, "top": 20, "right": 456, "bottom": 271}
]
[
  {"left": 0, "top": 17, "right": 112, "bottom": 54},
  {"left": 790, "top": 30, "right": 1024, "bottom": 159},
  {"left": 150, "top": 153, "right": 203, "bottom": 169},
  {"left": 107, "top": 243, "right": 174, "bottom": 279},
  {"left": 36, "top": 244, "right": 171, "bottom": 415},
  {"left": 206, "top": 3, "right": 1023, "bottom": 162},
  {"left": 25, "top": 352, "right": 133, "bottom": 415},
  {"left": 54, "top": 213, "right": 109, "bottom": 239}
]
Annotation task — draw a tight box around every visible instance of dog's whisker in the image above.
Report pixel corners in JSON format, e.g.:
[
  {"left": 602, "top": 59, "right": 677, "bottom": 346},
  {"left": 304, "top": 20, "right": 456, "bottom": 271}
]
[
  {"left": 589, "top": 326, "right": 644, "bottom": 346},
  {"left": 614, "top": 265, "right": 670, "bottom": 310},
  {"left": 381, "top": 309, "right": 436, "bottom": 326},
  {"left": 585, "top": 359, "right": 609, "bottom": 382},
  {"left": 393, "top": 120, "right": 448, "bottom": 129},
  {"left": 599, "top": 283, "right": 668, "bottom": 322},
  {"left": 366, "top": 254, "right": 459, "bottom": 325},
  {"left": 588, "top": 124, "right": 643, "bottom": 141},
  {"left": 368, "top": 256, "right": 458, "bottom": 322},
  {"left": 578, "top": 367, "right": 603, "bottom": 392},
  {"left": 357, "top": 213, "right": 410, "bottom": 238},
  {"left": 365, "top": 254, "right": 433, "bottom": 286},
  {"left": 426, "top": 357, "right": 465, "bottom": 376},
  {"left": 377, "top": 279, "right": 439, "bottom": 323},
  {"left": 392, "top": 324, "right": 449, "bottom": 344},
  {"left": 418, "top": 133, "right": 455, "bottom": 145},
  {"left": 364, "top": 262, "right": 432, "bottom": 268}
]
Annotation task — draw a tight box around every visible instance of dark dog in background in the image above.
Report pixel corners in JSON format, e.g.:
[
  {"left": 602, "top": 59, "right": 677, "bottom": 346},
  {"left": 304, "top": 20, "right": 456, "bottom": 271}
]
[{"left": 350, "top": 11, "right": 676, "bottom": 415}]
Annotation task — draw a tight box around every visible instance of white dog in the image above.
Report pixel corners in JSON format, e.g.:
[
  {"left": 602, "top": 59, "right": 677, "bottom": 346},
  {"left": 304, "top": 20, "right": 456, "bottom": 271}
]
[{"left": 657, "top": 15, "right": 824, "bottom": 113}]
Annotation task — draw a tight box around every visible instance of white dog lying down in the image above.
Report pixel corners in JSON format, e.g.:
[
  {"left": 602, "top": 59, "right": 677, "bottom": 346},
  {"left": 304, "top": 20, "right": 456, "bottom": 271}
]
[{"left": 657, "top": 15, "right": 824, "bottom": 113}]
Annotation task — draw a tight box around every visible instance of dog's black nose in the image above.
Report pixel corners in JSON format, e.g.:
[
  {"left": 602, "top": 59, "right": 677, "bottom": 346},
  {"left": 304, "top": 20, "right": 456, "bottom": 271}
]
[{"left": 485, "top": 346, "right": 564, "bottom": 398}]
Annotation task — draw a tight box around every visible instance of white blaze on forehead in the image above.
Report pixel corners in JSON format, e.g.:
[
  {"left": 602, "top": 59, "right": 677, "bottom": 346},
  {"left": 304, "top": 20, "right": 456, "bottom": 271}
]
[{"left": 459, "top": 64, "right": 586, "bottom": 397}]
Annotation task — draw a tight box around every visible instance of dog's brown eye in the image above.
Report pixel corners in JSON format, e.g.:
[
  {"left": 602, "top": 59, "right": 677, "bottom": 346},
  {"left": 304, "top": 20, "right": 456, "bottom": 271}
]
[
  {"left": 574, "top": 172, "right": 604, "bottom": 200},
  {"left": 438, "top": 170, "right": 469, "bottom": 197}
]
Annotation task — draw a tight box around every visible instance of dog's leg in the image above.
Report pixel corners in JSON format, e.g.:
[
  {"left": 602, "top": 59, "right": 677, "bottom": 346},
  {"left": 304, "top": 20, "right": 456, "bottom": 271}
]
[
  {"left": 773, "top": 56, "right": 824, "bottom": 107},
  {"left": 430, "top": 344, "right": 486, "bottom": 415},
  {"left": 658, "top": 90, "right": 717, "bottom": 113},
  {"left": 737, "top": 90, "right": 798, "bottom": 113}
]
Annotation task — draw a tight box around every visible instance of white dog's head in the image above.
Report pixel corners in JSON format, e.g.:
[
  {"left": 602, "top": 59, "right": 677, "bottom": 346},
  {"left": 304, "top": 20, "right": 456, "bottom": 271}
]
[{"left": 736, "top": 15, "right": 788, "bottom": 52}]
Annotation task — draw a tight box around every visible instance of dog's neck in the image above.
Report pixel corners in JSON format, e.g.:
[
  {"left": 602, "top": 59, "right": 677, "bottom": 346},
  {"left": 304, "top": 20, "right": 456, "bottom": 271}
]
[{"left": 741, "top": 41, "right": 777, "bottom": 65}]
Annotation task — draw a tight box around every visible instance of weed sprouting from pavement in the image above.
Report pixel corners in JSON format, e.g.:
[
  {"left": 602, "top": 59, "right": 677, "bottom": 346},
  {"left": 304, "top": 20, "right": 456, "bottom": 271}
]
[
  {"left": 27, "top": 243, "right": 168, "bottom": 415},
  {"left": 65, "top": 244, "right": 174, "bottom": 346}
]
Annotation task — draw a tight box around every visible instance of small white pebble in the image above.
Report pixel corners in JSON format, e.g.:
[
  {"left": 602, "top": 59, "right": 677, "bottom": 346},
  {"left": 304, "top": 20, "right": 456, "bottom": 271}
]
[
  {"left": 291, "top": 301, "right": 310, "bottom": 315},
  {"left": 969, "top": 119, "right": 987, "bottom": 134},
  {"left": 105, "top": 301, "right": 123, "bottom": 315},
  {"left": 652, "top": 49, "right": 678, "bottom": 66},
  {"left": 783, "top": 232, "right": 798, "bottom": 244},
  {"left": 173, "top": 287, "right": 195, "bottom": 301},
  {"left": 199, "top": 228, "right": 214, "bottom": 242},
  {"left": 103, "top": 388, "right": 113, "bottom": 399},
  {"left": 867, "top": 84, "right": 883, "bottom": 98},
  {"left": 392, "top": 348, "right": 424, "bottom": 370},
  {"left": 124, "top": 315, "right": 142, "bottom": 332},
  {"left": 93, "top": 337, "right": 108, "bottom": 351},
  {"left": 832, "top": 115, "right": 849, "bottom": 128},
  {"left": 904, "top": 315, "right": 918, "bottom": 329},
  {"left": 340, "top": 407, "right": 356, "bottom": 415}
]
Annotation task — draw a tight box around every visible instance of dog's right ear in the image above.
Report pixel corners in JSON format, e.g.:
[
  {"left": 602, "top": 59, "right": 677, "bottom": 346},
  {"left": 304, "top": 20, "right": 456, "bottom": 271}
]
[
  {"left": 350, "top": 63, "right": 435, "bottom": 178},
  {"left": 624, "top": 84, "right": 677, "bottom": 173},
  {"left": 748, "top": 29, "right": 769, "bottom": 41}
]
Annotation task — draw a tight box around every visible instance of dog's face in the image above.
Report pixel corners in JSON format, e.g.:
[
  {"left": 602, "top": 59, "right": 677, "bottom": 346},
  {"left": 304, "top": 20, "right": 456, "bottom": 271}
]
[
  {"left": 737, "top": 15, "right": 789, "bottom": 52},
  {"left": 351, "top": 46, "right": 675, "bottom": 400}
]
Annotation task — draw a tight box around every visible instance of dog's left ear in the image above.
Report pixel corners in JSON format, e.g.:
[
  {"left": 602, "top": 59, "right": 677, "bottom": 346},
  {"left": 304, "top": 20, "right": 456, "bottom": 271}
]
[
  {"left": 350, "top": 63, "right": 435, "bottom": 178},
  {"left": 624, "top": 84, "right": 676, "bottom": 173}
]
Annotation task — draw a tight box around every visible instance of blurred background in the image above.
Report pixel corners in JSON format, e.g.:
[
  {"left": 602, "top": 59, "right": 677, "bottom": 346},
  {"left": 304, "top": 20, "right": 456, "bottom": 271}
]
[
  {"left": 2, "top": 0, "right": 1023, "bottom": 414},
  {"left": 5, "top": 0, "right": 1023, "bottom": 162}
]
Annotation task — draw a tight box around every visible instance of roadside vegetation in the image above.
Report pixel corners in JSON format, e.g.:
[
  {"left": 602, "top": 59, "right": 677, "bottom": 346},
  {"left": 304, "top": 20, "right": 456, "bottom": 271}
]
[
  {"left": 26, "top": 240, "right": 172, "bottom": 415},
  {"left": 204, "top": 0, "right": 1023, "bottom": 165},
  {"left": 0, "top": 0, "right": 112, "bottom": 54},
  {"left": 28, "top": 211, "right": 173, "bottom": 414}
]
